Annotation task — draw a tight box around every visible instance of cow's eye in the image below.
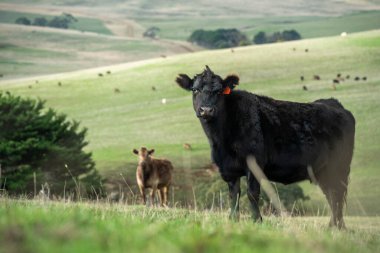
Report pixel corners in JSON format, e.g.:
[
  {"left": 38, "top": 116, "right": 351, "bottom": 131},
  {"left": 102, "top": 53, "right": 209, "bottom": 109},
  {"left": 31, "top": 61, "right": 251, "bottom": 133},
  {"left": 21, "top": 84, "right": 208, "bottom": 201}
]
[{"left": 192, "top": 88, "right": 200, "bottom": 95}]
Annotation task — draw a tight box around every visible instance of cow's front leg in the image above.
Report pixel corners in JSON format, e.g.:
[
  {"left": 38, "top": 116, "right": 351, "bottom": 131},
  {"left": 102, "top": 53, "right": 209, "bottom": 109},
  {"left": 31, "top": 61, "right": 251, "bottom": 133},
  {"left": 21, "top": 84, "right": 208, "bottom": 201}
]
[
  {"left": 227, "top": 178, "right": 241, "bottom": 221},
  {"left": 247, "top": 172, "right": 262, "bottom": 222}
]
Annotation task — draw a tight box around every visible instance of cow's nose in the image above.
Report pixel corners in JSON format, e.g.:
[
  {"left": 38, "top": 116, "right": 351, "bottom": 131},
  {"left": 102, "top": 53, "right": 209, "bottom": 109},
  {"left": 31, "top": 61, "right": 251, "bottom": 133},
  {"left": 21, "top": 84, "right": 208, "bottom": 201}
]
[{"left": 199, "top": 107, "right": 215, "bottom": 117}]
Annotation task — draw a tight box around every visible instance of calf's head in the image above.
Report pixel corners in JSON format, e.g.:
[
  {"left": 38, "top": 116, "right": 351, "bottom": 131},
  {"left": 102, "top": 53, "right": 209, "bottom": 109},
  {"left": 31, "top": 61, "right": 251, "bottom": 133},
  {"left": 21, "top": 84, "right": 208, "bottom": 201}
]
[
  {"left": 176, "top": 66, "right": 239, "bottom": 121},
  {"left": 133, "top": 147, "right": 155, "bottom": 162}
]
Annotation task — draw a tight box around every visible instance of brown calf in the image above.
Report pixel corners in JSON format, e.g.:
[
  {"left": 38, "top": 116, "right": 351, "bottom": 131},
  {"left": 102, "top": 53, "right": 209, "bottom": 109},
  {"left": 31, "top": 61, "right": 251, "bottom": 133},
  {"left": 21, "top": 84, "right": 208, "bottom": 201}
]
[{"left": 133, "top": 147, "right": 173, "bottom": 206}]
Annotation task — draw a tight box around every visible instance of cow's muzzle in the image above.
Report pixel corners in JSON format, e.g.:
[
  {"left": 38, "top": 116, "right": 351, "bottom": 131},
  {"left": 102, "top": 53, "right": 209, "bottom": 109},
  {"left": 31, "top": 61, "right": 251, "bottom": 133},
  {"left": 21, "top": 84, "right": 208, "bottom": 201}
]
[{"left": 198, "top": 107, "right": 216, "bottom": 119}]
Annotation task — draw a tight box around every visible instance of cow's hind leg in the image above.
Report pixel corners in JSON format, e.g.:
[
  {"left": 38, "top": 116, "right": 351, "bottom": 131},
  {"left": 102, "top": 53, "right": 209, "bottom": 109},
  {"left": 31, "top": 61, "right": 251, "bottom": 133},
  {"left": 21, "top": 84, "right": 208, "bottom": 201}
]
[{"left": 319, "top": 171, "right": 348, "bottom": 229}]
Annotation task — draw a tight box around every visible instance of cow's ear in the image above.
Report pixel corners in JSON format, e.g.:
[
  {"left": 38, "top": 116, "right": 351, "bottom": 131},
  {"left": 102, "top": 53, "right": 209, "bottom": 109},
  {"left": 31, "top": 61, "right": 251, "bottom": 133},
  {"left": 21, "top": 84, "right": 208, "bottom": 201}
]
[
  {"left": 176, "top": 74, "right": 193, "bottom": 91},
  {"left": 133, "top": 149, "right": 139, "bottom": 155},
  {"left": 148, "top": 149, "right": 155, "bottom": 155},
  {"left": 222, "top": 75, "right": 239, "bottom": 90}
]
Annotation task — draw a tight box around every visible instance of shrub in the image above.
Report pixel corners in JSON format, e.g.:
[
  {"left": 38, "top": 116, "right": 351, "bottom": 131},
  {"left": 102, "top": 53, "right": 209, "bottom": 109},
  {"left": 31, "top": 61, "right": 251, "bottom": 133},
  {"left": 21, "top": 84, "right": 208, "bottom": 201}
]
[
  {"left": 15, "top": 17, "right": 31, "bottom": 25},
  {"left": 0, "top": 92, "right": 102, "bottom": 197},
  {"left": 189, "top": 28, "right": 250, "bottom": 49}
]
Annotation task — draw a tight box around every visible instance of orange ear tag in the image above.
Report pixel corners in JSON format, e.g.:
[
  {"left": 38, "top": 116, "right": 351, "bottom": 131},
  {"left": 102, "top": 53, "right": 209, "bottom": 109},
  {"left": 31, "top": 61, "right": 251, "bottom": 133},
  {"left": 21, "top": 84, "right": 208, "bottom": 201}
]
[{"left": 223, "top": 87, "right": 231, "bottom": 95}]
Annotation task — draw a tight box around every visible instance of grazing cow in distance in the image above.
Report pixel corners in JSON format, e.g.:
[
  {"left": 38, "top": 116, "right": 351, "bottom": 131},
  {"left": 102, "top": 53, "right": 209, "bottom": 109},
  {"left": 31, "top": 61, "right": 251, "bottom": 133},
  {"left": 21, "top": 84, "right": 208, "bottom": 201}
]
[
  {"left": 133, "top": 147, "right": 173, "bottom": 206},
  {"left": 354, "top": 77, "right": 360, "bottom": 81},
  {"left": 300, "top": 76, "right": 304, "bottom": 81},
  {"left": 114, "top": 88, "right": 121, "bottom": 93},
  {"left": 333, "top": 79, "right": 340, "bottom": 84},
  {"left": 176, "top": 66, "right": 355, "bottom": 229},
  {"left": 313, "top": 75, "right": 321, "bottom": 80},
  {"left": 346, "top": 75, "right": 350, "bottom": 79},
  {"left": 362, "top": 77, "right": 367, "bottom": 81},
  {"left": 302, "top": 85, "right": 308, "bottom": 91}
]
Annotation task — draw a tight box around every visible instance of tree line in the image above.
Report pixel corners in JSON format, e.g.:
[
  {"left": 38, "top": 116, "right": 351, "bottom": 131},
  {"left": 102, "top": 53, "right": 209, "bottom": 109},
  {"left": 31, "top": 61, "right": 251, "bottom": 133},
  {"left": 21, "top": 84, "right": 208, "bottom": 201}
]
[
  {"left": 188, "top": 28, "right": 301, "bottom": 49},
  {"left": 15, "top": 13, "right": 77, "bottom": 29}
]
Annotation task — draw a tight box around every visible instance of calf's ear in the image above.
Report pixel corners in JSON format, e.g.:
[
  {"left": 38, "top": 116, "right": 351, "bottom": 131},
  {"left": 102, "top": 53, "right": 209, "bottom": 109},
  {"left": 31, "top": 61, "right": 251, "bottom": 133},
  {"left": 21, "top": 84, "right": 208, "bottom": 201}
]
[
  {"left": 176, "top": 74, "right": 193, "bottom": 91},
  {"left": 133, "top": 149, "right": 139, "bottom": 155},
  {"left": 148, "top": 149, "right": 155, "bottom": 155},
  {"left": 222, "top": 75, "right": 239, "bottom": 90}
]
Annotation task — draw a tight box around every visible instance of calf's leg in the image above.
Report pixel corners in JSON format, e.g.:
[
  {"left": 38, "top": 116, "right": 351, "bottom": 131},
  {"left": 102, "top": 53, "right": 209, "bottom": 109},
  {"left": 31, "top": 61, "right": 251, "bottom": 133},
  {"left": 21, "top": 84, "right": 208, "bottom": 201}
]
[{"left": 138, "top": 185, "right": 146, "bottom": 205}]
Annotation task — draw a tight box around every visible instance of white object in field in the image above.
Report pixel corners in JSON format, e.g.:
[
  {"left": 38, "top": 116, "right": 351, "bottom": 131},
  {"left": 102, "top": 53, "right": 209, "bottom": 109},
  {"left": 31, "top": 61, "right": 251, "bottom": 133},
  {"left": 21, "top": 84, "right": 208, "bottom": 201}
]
[
  {"left": 161, "top": 98, "right": 167, "bottom": 104},
  {"left": 341, "top": 32, "right": 347, "bottom": 37}
]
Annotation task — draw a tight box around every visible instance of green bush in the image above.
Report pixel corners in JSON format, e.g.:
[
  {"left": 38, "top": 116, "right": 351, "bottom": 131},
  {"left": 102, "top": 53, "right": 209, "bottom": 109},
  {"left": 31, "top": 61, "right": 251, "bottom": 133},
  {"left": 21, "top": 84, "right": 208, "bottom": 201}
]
[
  {"left": 253, "top": 30, "right": 302, "bottom": 44},
  {"left": 189, "top": 28, "right": 250, "bottom": 49},
  {"left": 0, "top": 92, "right": 102, "bottom": 197}
]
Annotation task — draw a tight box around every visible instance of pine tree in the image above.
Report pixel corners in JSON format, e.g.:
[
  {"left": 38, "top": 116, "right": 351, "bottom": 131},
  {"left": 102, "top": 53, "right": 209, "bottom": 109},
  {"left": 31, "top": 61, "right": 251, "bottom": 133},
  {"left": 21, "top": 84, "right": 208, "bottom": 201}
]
[{"left": 0, "top": 92, "right": 102, "bottom": 197}]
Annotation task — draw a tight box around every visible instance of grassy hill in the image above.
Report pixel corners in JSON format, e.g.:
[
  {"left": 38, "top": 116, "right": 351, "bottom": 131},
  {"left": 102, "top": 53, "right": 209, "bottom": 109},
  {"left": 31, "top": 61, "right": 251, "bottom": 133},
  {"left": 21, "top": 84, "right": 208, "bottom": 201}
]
[
  {"left": 1, "top": 30, "right": 380, "bottom": 215},
  {"left": 1, "top": 2, "right": 379, "bottom": 80},
  {"left": 0, "top": 199, "right": 379, "bottom": 253}
]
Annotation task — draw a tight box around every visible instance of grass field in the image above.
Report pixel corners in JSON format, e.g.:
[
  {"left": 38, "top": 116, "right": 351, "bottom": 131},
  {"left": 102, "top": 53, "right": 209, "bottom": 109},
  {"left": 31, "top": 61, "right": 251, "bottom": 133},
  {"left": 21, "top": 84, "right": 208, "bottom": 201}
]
[
  {"left": 0, "top": 23, "right": 197, "bottom": 79},
  {"left": 1, "top": 30, "right": 379, "bottom": 215},
  {"left": 0, "top": 198, "right": 379, "bottom": 253}
]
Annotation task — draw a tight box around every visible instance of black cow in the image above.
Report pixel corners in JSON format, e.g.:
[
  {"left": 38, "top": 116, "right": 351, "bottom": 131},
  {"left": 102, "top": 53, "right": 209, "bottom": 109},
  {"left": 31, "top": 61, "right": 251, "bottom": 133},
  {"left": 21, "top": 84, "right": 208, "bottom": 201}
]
[{"left": 176, "top": 66, "right": 355, "bottom": 229}]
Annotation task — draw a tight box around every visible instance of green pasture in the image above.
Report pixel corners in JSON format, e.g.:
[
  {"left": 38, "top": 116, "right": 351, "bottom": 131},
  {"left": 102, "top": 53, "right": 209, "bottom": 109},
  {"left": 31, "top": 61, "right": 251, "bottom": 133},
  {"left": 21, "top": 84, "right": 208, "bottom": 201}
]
[
  {"left": 0, "top": 27, "right": 165, "bottom": 79},
  {"left": 1, "top": 30, "right": 379, "bottom": 215}
]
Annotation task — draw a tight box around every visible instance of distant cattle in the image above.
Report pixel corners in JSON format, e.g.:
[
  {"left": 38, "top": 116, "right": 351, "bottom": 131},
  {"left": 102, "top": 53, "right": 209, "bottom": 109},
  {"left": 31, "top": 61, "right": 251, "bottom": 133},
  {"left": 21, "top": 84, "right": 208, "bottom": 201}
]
[
  {"left": 152, "top": 86, "right": 156, "bottom": 91},
  {"left": 337, "top": 73, "right": 341, "bottom": 78},
  {"left": 107, "top": 70, "right": 111, "bottom": 75},
  {"left": 183, "top": 143, "right": 192, "bottom": 150},
  {"left": 58, "top": 82, "right": 62, "bottom": 86},
  {"left": 302, "top": 85, "right": 308, "bottom": 91},
  {"left": 176, "top": 66, "right": 355, "bottom": 229},
  {"left": 114, "top": 88, "right": 121, "bottom": 93},
  {"left": 133, "top": 147, "right": 173, "bottom": 206},
  {"left": 313, "top": 75, "right": 321, "bottom": 80},
  {"left": 354, "top": 77, "right": 360, "bottom": 81},
  {"left": 300, "top": 76, "right": 304, "bottom": 81},
  {"left": 98, "top": 73, "right": 103, "bottom": 77},
  {"left": 362, "top": 77, "right": 367, "bottom": 81},
  {"left": 346, "top": 75, "right": 350, "bottom": 79},
  {"left": 305, "top": 49, "right": 309, "bottom": 52},
  {"left": 333, "top": 79, "right": 340, "bottom": 84}
]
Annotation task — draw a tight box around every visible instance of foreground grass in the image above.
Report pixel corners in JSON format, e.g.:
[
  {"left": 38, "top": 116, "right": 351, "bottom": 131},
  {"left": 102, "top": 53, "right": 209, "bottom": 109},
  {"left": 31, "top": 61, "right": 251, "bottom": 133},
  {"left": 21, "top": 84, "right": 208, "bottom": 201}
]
[{"left": 0, "top": 198, "right": 379, "bottom": 253}]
